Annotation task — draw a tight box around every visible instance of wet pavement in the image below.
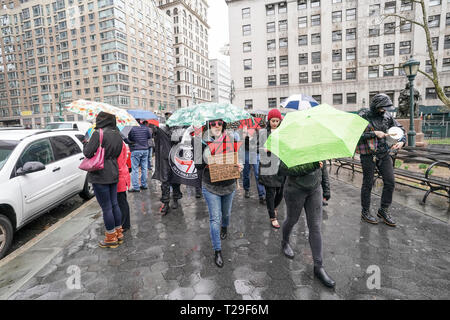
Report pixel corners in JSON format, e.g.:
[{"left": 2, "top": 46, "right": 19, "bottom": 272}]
[{"left": 2, "top": 173, "right": 449, "bottom": 300}]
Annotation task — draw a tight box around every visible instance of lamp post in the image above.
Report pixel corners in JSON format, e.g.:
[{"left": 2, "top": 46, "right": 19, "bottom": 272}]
[
  {"left": 58, "top": 90, "right": 64, "bottom": 122},
  {"left": 402, "top": 57, "right": 420, "bottom": 147},
  {"left": 229, "top": 80, "right": 235, "bottom": 104}
]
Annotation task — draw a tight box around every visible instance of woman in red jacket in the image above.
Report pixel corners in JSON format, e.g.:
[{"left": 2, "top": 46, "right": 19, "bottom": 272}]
[{"left": 117, "top": 142, "right": 131, "bottom": 233}]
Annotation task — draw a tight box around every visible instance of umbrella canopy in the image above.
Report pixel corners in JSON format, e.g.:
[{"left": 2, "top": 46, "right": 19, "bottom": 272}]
[
  {"left": 127, "top": 109, "right": 158, "bottom": 120},
  {"left": 166, "top": 102, "right": 254, "bottom": 128},
  {"left": 281, "top": 94, "right": 319, "bottom": 110},
  {"left": 65, "top": 100, "right": 139, "bottom": 131},
  {"left": 264, "top": 104, "right": 369, "bottom": 168}
]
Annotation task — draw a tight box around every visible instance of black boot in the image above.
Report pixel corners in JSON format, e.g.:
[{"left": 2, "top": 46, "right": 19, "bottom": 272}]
[
  {"left": 377, "top": 207, "right": 396, "bottom": 227},
  {"left": 314, "top": 266, "right": 336, "bottom": 288},
  {"left": 281, "top": 241, "right": 294, "bottom": 259},
  {"left": 220, "top": 227, "right": 227, "bottom": 240},
  {"left": 361, "top": 209, "right": 378, "bottom": 224},
  {"left": 172, "top": 199, "right": 179, "bottom": 209},
  {"left": 244, "top": 190, "right": 250, "bottom": 198},
  {"left": 214, "top": 251, "right": 224, "bottom": 268},
  {"left": 160, "top": 203, "right": 170, "bottom": 216},
  {"left": 195, "top": 189, "right": 202, "bottom": 198}
]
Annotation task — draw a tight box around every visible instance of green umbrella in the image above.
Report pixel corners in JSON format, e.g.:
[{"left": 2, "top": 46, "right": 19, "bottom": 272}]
[
  {"left": 166, "top": 102, "right": 254, "bottom": 127},
  {"left": 264, "top": 104, "right": 368, "bottom": 168}
]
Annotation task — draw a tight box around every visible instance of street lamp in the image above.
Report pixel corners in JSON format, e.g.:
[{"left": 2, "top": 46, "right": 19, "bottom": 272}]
[
  {"left": 58, "top": 90, "right": 64, "bottom": 122},
  {"left": 402, "top": 57, "right": 420, "bottom": 147},
  {"left": 229, "top": 80, "right": 235, "bottom": 104}
]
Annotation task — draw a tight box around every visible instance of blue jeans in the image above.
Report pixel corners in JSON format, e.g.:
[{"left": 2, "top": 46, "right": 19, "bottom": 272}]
[
  {"left": 93, "top": 183, "right": 122, "bottom": 232},
  {"left": 131, "top": 149, "right": 149, "bottom": 190},
  {"left": 202, "top": 188, "right": 235, "bottom": 251},
  {"left": 243, "top": 151, "right": 265, "bottom": 198},
  {"left": 148, "top": 147, "right": 153, "bottom": 171}
]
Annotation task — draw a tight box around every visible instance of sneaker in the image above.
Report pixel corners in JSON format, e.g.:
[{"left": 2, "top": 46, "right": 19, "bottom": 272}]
[
  {"left": 259, "top": 197, "right": 266, "bottom": 205},
  {"left": 140, "top": 186, "right": 148, "bottom": 190},
  {"left": 160, "top": 203, "right": 170, "bottom": 216},
  {"left": 361, "top": 209, "right": 378, "bottom": 224},
  {"left": 128, "top": 188, "right": 140, "bottom": 193},
  {"left": 377, "top": 208, "right": 396, "bottom": 227}
]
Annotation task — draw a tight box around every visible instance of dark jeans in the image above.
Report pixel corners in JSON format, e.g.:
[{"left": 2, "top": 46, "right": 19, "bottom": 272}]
[
  {"left": 161, "top": 182, "right": 182, "bottom": 204},
  {"left": 283, "top": 184, "right": 323, "bottom": 268},
  {"left": 93, "top": 183, "right": 122, "bottom": 232},
  {"left": 118, "top": 191, "right": 130, "bottom": 229},
  {"left": 360, "top": 153, "right": 395, "bottom": 211},
  {"left": 243, "top": 151, "right": 265, "bottom": 198},
  {"left": 265, "top": 185, "right": 284, "bottom": 219}
]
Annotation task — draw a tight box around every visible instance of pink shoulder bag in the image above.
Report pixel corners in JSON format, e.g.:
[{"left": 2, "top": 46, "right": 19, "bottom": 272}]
[{"left": 79, "top": 128, "right": 105, "bottom": 172}]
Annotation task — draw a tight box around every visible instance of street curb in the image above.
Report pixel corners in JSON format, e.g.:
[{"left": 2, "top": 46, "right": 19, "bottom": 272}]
[{"left": 0, "top": 198, "right": 100, "bottom": 300}]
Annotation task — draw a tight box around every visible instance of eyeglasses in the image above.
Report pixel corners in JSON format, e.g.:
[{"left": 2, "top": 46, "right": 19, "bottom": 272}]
[{"left": 210, "top": 120, "right": 223, "bottom": 127}]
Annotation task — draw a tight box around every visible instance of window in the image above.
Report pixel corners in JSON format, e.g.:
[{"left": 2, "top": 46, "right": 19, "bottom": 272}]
[
  {"left": 242, "top": 24, "right": 251, "bottom": 36},
  {"left": 280, "top": 56, "right": 288, "bottom": 67},
  {"left": 400, "top": 20, "right": 412, "bottom": 32},
  {"left": 369, "top": 4, "right": 380, "bottom": 16},
  {"left": 244, "top": 76, "right": 252, "bottom": 88},
  {"left": 280, "top": 74, "right": 289, "bottom": 85},
  {"left": 299, "top": 53, "right": 308, "bottom": 65},
  {"left": 266, "top": 4, "right": 275, "bottom": 16},
  {"left": 333, "top": 94, "right": 343, "bottom": 104},
  {"left": 311, "top": 0, "right": 320, "bottom": 8},
  {"left": 384, "top": 22, "right": 395, "bottom": 34},
  {"left": 369, "top": 27, "right": 380, "bottom": 37},
  {"left": 298, "top": 35, "right": 308, "bottom": 46},
  {"left": 312, "top": 95, "right": 322, "bottom": 104},
  {"left": 267, "top": 39, "right": 276, "bottom": 50},
  {"left": 243, "top": 59, "right": 252, "bottom": 70},
  {"left": 332, "top": 69, "right": 342, "bottom": 81},
  {"left": 425, "top": 60, "right": 432, "bottom": 73},
  {"left": 311, "top": 14, "right": 321, "bottom": 26},
  {"left": 399, "top": 41, "right": 411, "bottom": 54},
  {"left": 384, "top": 1, "right": 396, "bottom": 14},
  {"left": 243, "top": 42, "right": 251, "bottom": 52},
  {"left": 384, "top": 64, "right": 394, "bottom": 77},
  {"left": 430, "top": 37, "right": 439, "bottom": 52},
  {"left": 267, "top": 22, "right": 275, "bottom": 33},
  {"left": 445, "top": 35, "right": 450, "bottom": 49},
  {"left": 346, "top": 68, "right": 356, "bottom": 80},
  {"left": 369, "top": 45, "right": 379, "bottom": 57},
  {"left": 242, "top": 7, "right": 250, "bottom": 19},
  {"left": 332, "top": 11, "right": 342, "bottom": 23},
  {"left": 332, "top": 30, "right": 342, "bottom": 41},
  {"left": 311, "top": 33, "right": 321, "bottom": 45},
  {"left": 332, "top": 49, "right": 342, "bottom": 61},
  {"left": 299, "top": 72, "right": 308, "bottom": 83},
  {"left": 268, "top": 57, "right": 276, "bottom": 68},
  {"left": 347, "top": 48, "right": 356, "bottom": 60},
  {"left": 428, "top": 15, "right": 440, "bottom": 28},
  {"left": 312, "top": 71, "right": 321, "bottom": 82},
  {"left": 268, "top": 98, "right": 277, "bottom": 108},
  {"left": 384, "top": 43, "right": 395, "bottom": 56},
  {"left": 369, "top": 66, "right": 379, "bottom": 78},
  {"left": 279, "top": 38, "right": 288, "bottom": 48},
  {"left": 447, "top": 12, "right": 450, "bottom": 26},
  {"left": 426, "top": 87, "right": 437, "bottom": 99},
  {"left": 443, "top": 58, "right": 450, "bottom": 71},
  {"left": 347, "top": 93, "right": 357, "bottom": 104},
  {"left": 346, "top": 8, "right": 356, "bottom": 21},
  {"left": 298, "top": 16, "right": 307, "bottom": 28},
  {"left": 279, "top": 20, "right": 288, "bottom": 32},
  {"left": 312, "top": 52, "right": 321, "bottom": 64},
  {"left": 244, "top": 99, "right": 253, "bottom": 110},
  {"left": 444, "top": 86, "right": 450, "bottom": 98},
  {"left": 50, "top": 136, "right": 81, "bottom": 160},
  {"left": 346, "top": 28, "right": 356, "bottom": 40},
  {"left": 429, "top": 0, "right": 441, "bottom": 6},
  {"left": 401, "top": 0, "right": 413, "bottom": 11},
  {"left": 279, "top": 2, "right": 287, "bottom": 13},
  {"left": 268, "top": 75, "right": 277, "bottom": 86},
  {"left": 298, "top": 0, "right": 307, "bottom": 10},
  {"left": 18, "top": 139, "right": 55, "bottom": 168}
]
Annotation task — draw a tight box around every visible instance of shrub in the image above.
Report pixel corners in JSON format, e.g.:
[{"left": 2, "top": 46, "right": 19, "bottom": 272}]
[
  {"left": 418, "top": 164, "right": 427, "bottom": 170},
  {"left": 395, "top": 160, "right": 403, "bottom": 168}
]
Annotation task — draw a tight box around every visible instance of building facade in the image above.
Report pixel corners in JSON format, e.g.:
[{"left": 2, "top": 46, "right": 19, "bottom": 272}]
[
  {"left": 158, "top": 0, "right": 211, "bottom": 108},
  {"left": 226, "top": 0, "right": 450, "bottom": 111},
  {"left": 210, "top": 58, "right": 231, "bottom": 103},
  {"left": 0, "top": 0, "right": 175, "bottom": 127}
]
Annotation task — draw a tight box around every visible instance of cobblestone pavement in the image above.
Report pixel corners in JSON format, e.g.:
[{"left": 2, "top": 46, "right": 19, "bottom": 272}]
[{"left": 7, "top": 177, "right": 450, "bottom": 300}]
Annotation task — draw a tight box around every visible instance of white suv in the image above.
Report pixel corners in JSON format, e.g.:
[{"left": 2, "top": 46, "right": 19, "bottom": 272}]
[{"left": 0, "top": 129, "right": 94, "bottom": 259}]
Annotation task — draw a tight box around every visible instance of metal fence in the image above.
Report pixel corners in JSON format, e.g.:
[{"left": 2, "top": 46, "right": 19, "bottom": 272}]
[{"left": 422, "top": 120, "right": 450, "bottom": 139}]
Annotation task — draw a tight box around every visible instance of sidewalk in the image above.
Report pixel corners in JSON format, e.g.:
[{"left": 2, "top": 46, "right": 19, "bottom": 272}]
[{"left": 1, "top": 177, "right": 449, "bottom": 300}]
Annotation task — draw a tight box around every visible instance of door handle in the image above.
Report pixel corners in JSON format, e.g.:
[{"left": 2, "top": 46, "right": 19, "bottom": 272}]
[{"left": 52, "top": 167, "right": 61, "bottom": 172}]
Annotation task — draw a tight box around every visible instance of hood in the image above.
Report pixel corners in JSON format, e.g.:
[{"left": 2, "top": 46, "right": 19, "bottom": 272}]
[
  {"left": 95, "top": 111, "right": 116, "bottom": 129},
  {"left": 370, "top": 94, "right": 395, "bottom": 114}
]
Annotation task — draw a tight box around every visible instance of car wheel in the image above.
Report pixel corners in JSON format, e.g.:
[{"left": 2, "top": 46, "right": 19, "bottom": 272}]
[
  {"left": 0, "top": 214, "right": 13, "bottom": 260},
  {"left": 79, "top": 178, "right": 95, "bottom": 200}
]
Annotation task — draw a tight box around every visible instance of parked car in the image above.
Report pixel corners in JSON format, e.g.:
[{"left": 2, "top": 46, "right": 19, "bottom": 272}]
[
  {"left": 0, "top": 129, "right": 95, "bottom": 259},
  {"left": 45, "top": 121, "right": 92, "bottom": 135}
]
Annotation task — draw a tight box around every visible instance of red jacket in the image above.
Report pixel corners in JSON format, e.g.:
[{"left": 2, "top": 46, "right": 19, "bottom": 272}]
[{"left": 117, "top": 142, "right": 131, "bottom": 192}]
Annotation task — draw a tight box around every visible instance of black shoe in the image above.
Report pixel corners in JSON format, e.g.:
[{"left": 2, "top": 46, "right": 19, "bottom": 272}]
[
  {"left": 122, "top": 227, "right": 130, "bottom": 233},
  {"left": 140, "top": 186, "right": 148, "bottom": 190},
  {"left": 172, "top": 200, "right": 179, "bottom": 209},
  {"left": 314, "top": 266, "right": 336, "bottom": 288},
  {"left": 322, "top": 201, "right": 328, "bottom": 206},
  {"left": 377, "top": 207, "right": 396, "bottom": 227},
  {"left": 259, "top": 197, "right": 266, "bottom": 205},
  {"left": 128, "top": 188, "right": 140, "bottom": 193},
  {"left": 195, "top": 191, "right": 202, "bottom": 198},
  {"left": 214, "top": 251, "right": 224, "bottom": 268},
  {"left": 160, "top": 203, "right": 170, "bottom": 216},
  {"left": 361, "top": 209, "right": 378, "bottom": 224},
  {"left": 281, "top": 241, "right": 294, "bottom": 259},
  {"left": 244, "top": 190, "right": 250, "bottom": 198},
  {"left": 220, "top": 227, "right": 227, "bottom": 240}
]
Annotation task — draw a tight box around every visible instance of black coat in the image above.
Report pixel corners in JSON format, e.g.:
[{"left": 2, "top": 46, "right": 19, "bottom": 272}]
[
  {"left": 321, "top": 162, "right": 330, "bottom": 200},
  {"left": 258, "top": 128, "right": 285, "bottom": 188},
  {"left": 152, "top": 124, "right": 173, "bottom": 183},
  {"left": 83, "top": 112, "right": 123, "bottom": 185}
]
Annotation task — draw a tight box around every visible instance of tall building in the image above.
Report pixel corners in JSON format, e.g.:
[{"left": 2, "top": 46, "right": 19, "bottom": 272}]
[
  {"left": 0, "top": 0, "right": 175, "bottom": 127},
  {"left": 158, "top": 0, "right": 211, "bottom": 108},
  {"left": 226, "top": 0, "right": 450, "bottom": 111},
  {"left": 210, "top": 58, "right": 231, "bottom": 103}
]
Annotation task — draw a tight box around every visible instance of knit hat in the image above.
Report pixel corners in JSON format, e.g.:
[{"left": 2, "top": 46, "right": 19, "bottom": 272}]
[{"left": 268, "top": 109, "right": 282, "bottom": 121}]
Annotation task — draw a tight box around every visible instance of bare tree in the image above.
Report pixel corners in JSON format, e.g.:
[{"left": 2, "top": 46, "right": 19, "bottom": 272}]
[{"left": 383, "top": 0, "right": 450, "bottom": 109}]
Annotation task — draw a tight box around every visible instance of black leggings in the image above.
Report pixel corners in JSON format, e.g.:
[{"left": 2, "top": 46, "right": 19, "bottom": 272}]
[{"left": 265, "top": 186, "right": 284, "bottom": 219}]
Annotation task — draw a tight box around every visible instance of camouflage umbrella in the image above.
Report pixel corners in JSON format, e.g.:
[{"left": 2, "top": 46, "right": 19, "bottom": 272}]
[{"left": 166, "top": 102, "right": 254, "bottom": 128}]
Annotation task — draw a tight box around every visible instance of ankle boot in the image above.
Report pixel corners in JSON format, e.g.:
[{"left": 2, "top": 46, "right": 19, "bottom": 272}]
[
  {"left": 220, "top": 227, "right": 227, "bottom": 240},
  {"left": 314, "top": 266, "right": 336, "bottom": 288},
  {"left": 99, "top": 231, "right": 119, "bottom": 248},
  {"left": 361, "top": 209, "right": 378, "bottom": 224},
  {"left": 160, "top": 203, "right": 170, "bottom": 216},
  {"left": 214, "top": 251, "right": 224, "bottom": 268},
  {"left": 377, "top": 207, "right": 396, "bottom": 227},
  {"left": 115, "top": 227, "right": 124, "bottom": 244},
  {"left": 281, "top": 241, "right": 294, "bottom": 259},
  {"left": 172, "top": 199, "right": 179, "bottom": 209}
]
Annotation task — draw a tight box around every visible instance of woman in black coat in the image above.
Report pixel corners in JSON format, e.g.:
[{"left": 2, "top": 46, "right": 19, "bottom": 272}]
[{"left": 83, "top": 111, "right": 124, "bottom": 248}]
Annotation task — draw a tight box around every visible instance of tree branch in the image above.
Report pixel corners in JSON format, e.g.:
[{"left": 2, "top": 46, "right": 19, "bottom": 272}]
[{"left": 382, "top": 13, "right": 425, "bottom": 28}]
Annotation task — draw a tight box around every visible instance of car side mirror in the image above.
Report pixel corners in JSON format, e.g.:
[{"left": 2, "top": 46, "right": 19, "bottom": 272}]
[{"left": 17, "top": 161, "right": 45, "bottom": 176}]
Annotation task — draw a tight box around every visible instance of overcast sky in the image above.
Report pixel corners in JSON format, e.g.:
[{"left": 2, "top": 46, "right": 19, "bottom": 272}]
[{"left": 207, "top": 0, "right": 230, "bottom": 64}]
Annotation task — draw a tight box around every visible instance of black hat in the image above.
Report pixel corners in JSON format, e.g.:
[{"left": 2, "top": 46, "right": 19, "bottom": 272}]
[{"left": 370, "top": 93, "right": 395, "bottom": 112}]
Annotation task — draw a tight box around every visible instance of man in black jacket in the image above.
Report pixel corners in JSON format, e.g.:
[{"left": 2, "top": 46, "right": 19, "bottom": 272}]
[{"left": 358, "top": 94, "right": 406, "bottom": 227}]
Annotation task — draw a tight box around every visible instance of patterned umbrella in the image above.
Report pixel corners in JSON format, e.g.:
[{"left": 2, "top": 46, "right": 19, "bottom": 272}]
[
  {"left": 166, "top": 102, "right": 254, "bottom": 128},
  {"left": 281, "top": 94, "right": 319, "bottom": 110},
  {"left": 65, "top": 100, "right": 139, "bottom": 131}
]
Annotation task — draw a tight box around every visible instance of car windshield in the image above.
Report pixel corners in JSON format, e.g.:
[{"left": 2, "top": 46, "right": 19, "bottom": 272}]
[
  {"left": 0, "top": 140, "right": 19, "bottom": 171},
  {"left": 45, "top": 123, "right": 73, "bottom": 129}
]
